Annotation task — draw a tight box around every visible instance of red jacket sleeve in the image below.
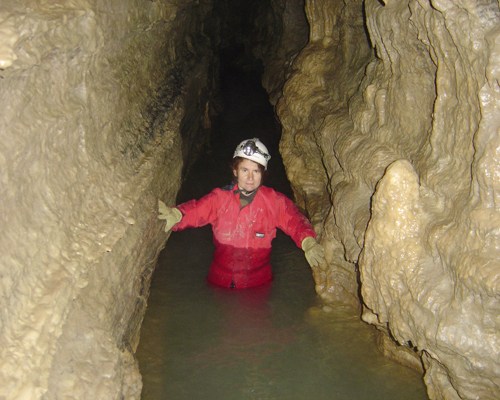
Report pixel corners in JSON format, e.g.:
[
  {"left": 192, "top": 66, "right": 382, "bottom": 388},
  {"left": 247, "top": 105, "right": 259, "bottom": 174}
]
[
  {"left": 271, "top": 190, "right": 316, "bottom": 248},
  {"left": 172, "top": 189, "right": 223, "bottom": 231}
]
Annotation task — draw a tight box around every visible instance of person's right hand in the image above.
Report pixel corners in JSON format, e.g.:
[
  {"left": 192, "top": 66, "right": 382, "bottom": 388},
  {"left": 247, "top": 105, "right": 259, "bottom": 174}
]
[{"left": 158, "top": 200, "right": 182, "bottom": 232}]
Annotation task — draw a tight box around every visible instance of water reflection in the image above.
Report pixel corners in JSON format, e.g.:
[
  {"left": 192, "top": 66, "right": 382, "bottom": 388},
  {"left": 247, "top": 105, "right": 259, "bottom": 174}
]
[{"left": 137, "top": 228, "right": 427, "bottom": 400}]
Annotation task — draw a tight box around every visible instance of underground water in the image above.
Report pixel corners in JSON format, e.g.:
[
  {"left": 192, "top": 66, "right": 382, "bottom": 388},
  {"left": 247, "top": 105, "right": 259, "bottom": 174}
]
[{"left": 136, "top": 61, "right": 428, "bottom": 400}]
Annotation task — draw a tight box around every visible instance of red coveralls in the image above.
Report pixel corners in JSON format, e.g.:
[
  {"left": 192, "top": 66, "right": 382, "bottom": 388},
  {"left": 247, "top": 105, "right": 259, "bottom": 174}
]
[{"left": 173, "top": 184, "right": 316, "bottom": 288}]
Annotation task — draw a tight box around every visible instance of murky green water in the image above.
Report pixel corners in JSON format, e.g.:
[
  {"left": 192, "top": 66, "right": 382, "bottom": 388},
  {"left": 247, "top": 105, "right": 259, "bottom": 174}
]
[
  {"left": 137, "top": 227, "right": 428, "bottom": 400},
  {"left": 137, "top": 57, "right": 428, "bottom": 400}
]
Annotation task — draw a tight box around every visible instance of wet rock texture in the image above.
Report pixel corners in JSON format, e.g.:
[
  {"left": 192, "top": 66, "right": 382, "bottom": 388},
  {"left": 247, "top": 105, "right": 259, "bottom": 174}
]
[
  {"left": 0, "top": 1, "right": 216, "bottom": 398},
  {"left": 1, "top": 0, "right": 498, "bottom": 399},
  {"left": 277, "top": 1, "right": 499, "bottom": 399}
]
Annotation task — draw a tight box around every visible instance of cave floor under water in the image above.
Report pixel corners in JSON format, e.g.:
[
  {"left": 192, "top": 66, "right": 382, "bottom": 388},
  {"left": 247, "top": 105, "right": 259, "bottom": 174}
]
[
  {"left": 137, "top": 226, "right": 428, "bottom": 400},
  {"left": 136, "top": 62, "right": 428, "bottom": 400}
]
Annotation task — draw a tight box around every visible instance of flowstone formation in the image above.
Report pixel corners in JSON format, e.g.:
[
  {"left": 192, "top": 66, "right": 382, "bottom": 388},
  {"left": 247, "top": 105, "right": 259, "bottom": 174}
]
[
  {"left": 277, "top": 0, "right": 499, "bottom": 399},
  {"left": 0, "top": 1, "right": 217, "bottom": 398}
]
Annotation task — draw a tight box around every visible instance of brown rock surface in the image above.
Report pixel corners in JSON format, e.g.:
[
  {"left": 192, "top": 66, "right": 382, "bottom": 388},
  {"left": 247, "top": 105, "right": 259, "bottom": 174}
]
[
  {"left": 0, "top": 0, "right": 498, "bottom": 399},
  {"left": 0, "top": 1, "right": 217, "bottom": 398},
  {"left": 277, "top": 1, "right": 499, "bottom": 399}
]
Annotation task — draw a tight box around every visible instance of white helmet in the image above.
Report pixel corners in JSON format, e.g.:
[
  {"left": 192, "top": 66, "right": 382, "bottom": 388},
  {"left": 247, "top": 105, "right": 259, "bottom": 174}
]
[{"left": 233, "top": 138, "right": 271, "bottom": 170}]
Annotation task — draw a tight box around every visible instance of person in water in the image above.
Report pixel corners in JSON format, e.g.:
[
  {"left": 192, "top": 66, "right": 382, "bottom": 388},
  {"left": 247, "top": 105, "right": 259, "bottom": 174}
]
[{"left": 158, "top": 138, "right": 325, "bottom": 289}]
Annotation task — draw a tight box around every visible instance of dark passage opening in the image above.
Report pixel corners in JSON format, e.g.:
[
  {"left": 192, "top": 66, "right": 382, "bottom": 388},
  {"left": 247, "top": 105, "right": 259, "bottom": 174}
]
[
  {"left": 136, "top": 49, "right": 427, "bottom": 399},
  {"left": 178, "top": 43, "right": 291, "bottom": 202}
]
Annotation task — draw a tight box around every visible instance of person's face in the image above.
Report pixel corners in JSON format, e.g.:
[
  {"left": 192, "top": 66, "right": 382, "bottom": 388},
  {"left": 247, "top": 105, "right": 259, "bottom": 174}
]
[{"left": 233, "top": 158, "right": 263, "bottom": 192}]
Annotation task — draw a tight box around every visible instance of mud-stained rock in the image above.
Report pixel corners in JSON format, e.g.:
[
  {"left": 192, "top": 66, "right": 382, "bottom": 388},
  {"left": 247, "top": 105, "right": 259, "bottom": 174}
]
[
  {"left": 277, "top": 0, "right": 373, "bottom": 307},
  {"left": 277, "top": 0, "right": 500, "bottom": 399},
  {"left": 1, "top": 0, "right": 499, "bottom": 398},
  {"left": 0, "top": 1, "right": 217, "bottom": 398}
]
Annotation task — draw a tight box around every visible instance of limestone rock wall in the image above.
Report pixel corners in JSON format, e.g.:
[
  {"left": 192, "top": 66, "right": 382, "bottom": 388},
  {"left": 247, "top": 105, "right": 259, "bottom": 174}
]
[
  {"left": 277, "top": 0, "right": 373, "bottom": 306},
  {"left": 251, "top": 0, "right": 309, "bottom": 104},
  {"left": 0, "top": 1, "right": 217, "bottom": 398},
  {"left": 277, "top": 0, "right": 499, "bottom": 399}
]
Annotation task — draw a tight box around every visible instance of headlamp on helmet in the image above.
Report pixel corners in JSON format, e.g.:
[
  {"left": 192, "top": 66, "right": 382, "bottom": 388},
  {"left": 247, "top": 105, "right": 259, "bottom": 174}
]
[{"left": 233, "top": 138, "right": 271, "bottom": 169}]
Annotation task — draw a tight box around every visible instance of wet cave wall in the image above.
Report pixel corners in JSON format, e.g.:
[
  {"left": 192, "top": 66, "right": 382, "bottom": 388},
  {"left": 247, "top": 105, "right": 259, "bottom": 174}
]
[
  {"left": 273, "top": 1, "right": 499, "bottom": 400},
  {"left": 0, "top": 1, "right": 218, "bottom": 398},
  {"left": 0, "top": 0, "right": 498, "bottom": 400}
]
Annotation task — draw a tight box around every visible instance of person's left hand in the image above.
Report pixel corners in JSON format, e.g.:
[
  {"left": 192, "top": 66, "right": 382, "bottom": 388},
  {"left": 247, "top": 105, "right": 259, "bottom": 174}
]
[{"left": 301, "top": 237, "right": 326, "bottom": 269}]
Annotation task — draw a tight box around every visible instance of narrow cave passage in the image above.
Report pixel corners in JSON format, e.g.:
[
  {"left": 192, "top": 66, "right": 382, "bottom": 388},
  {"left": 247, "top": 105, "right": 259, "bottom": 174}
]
[
  {"left": 136, "top": 54, "right": 427, "bottom": 399},
  {"left": 0, "top": 1, "right": 496, "bottom": 398}
]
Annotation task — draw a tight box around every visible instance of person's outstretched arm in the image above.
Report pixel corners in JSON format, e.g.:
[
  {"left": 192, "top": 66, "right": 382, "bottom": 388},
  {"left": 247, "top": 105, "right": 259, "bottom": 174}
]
[
  {"left": 157, "top": 188, "right": 223, "bottom": 233},
  {"left": 274, "top": 192, "right": 326, "bottom": 269}
]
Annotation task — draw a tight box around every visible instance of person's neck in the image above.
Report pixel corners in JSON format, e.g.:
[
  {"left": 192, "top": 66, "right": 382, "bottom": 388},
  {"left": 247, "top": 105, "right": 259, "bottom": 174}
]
[{"left": 238, "top": 187, "right": 258, "bottom": 195}]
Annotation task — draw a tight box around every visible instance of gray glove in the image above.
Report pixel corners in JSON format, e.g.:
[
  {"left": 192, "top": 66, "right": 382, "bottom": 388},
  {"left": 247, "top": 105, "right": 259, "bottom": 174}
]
[
  {"left": 301, "top": 236, "right": 326, "bottom": 268},
  {"left": 158, "top": 200, "right": 182, "bottom": 232}
]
